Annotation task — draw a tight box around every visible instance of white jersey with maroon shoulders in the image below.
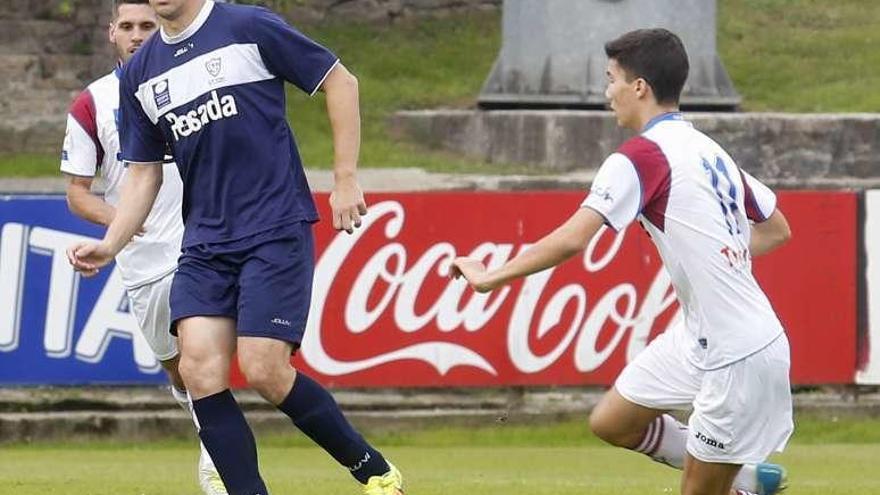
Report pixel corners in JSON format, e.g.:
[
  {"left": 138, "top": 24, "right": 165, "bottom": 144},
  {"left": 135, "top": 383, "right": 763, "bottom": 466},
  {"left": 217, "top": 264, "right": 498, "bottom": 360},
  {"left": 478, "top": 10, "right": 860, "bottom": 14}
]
[
  {"left": 583, "top": 113, "right": 784, "bottom": 370},
  {"left": 61, "top": 68, "right": 184, "bottom": 289}
]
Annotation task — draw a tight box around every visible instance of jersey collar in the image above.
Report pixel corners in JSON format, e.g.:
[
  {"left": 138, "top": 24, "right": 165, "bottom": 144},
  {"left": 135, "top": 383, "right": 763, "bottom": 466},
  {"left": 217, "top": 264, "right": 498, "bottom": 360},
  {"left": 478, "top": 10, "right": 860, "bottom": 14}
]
[
  {"left": 642, "top": 112, "right": 685, "bottom": 132},
  {"left": 160, "top": 0, "right": 214, "bottom": 45}
]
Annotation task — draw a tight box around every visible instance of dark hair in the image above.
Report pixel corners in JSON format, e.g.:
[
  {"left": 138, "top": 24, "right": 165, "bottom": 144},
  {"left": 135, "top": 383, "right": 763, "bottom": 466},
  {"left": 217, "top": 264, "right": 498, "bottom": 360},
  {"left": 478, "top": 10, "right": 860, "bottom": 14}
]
[
  {"left": 113, "top": 0, "right": 150, "bottom": 16},
  {"left": 604, "top": 28, "right": 689, "bottom": 105}
]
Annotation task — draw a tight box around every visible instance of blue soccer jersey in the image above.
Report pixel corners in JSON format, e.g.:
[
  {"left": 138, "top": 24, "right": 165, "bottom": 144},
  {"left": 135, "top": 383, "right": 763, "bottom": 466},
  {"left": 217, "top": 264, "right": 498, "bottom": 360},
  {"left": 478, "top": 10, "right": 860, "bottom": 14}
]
[{"left": 118, "top": 1, "right": 338, "bottom": 247}]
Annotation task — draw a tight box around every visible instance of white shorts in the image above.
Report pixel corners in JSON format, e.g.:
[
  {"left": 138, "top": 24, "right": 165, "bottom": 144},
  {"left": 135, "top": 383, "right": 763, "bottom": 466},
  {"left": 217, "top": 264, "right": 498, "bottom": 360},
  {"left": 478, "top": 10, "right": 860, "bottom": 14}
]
[
  {"left": 615, "top": 322, "right": 793, "bottom": 465},
  {"left": 127, "top": 272, "right": 179, "bottom": 362}
]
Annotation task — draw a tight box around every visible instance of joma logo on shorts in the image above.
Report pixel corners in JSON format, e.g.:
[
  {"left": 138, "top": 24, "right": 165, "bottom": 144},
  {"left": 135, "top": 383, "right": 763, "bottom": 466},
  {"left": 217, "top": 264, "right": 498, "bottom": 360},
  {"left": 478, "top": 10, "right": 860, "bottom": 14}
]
[
  {"left": 271, "top": 318, "right": 291, "bottom": 327},
  {"left": 694, "top": 431, "right": 725, "bottom": 449},
  {"left": 164, "top": 90, "right": 238, "bottom": 141}
]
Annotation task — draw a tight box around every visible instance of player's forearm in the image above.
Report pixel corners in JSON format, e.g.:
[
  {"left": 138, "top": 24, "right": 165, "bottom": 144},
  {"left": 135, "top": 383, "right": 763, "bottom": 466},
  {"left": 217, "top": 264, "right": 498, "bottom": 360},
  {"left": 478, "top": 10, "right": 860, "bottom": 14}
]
[
  {"left": 103, "top": 163, "right": 162, "bottom": 254},
  {"left": 750, "top": 230, "right": 787, "bottom": 257},
  {"left": 478, "top": 208, "right": 604, "bottom": 291},
  {"left": 484, "top": 224, "right": 587, "bottom": 290},
  {"left": 324, "top": 64, "right": 361, "bottom": 180},
  {"left": 66, "top": 186, "right": 116, "bottom": 227},
  {"left": 488, "top": 241, "right": 579, "bottom": 289},
  {"left": 749, "top": 209, "right": 792, "bottom": 257}
]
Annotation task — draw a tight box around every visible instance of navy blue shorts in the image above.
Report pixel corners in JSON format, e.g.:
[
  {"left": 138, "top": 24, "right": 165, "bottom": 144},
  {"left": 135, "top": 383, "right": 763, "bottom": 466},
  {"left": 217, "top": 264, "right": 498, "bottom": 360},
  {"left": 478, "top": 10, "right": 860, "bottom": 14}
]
[{"left": 169, "top": 221, "right": 314, "bottom": 345}]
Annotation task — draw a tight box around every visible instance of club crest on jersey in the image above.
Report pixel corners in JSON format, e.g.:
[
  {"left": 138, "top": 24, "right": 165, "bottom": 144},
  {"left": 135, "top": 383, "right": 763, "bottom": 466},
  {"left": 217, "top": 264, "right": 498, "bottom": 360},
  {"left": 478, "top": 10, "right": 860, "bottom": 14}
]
[
  {"left": 206, "top": 57, "right": 222, "bottom": 77},
  {"left": 152, "top": 79, "right": 171, "bottom": 109},
  {"left": 164, "top": 90, "right": 238, "bottom": 141},
  {"left": 205, "top": 57, "right": 225, "bottom": 86}
]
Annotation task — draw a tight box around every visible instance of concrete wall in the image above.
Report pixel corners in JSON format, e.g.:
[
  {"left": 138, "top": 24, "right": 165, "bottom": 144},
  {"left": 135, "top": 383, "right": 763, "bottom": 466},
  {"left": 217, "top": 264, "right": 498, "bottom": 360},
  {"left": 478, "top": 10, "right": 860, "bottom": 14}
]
[
  {"left": 391, "top": 110, "right": 880, "bottom": 187},
  {"left": 0, "top": 0, "right": 500, "bottom": 154},
  {"left": 0, "top": 0, "right": 114, "bottom": 153},
  {"left": 275, "top": 0, "right": 500, "bottom": 24}
]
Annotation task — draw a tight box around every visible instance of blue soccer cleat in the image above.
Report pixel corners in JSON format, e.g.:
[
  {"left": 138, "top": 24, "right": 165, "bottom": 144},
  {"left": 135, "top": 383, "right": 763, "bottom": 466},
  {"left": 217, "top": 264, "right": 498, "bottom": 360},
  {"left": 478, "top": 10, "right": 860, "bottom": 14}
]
[{"left": 755, "top": 462, "right": 788, "bottom": 495}]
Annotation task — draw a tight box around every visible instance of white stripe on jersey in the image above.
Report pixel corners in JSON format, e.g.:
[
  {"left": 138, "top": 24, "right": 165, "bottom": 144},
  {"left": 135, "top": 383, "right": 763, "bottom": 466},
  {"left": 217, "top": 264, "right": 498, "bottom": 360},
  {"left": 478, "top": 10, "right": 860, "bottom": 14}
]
[{"left": 134, "top": 43, "right": 274, "bottom": 124}]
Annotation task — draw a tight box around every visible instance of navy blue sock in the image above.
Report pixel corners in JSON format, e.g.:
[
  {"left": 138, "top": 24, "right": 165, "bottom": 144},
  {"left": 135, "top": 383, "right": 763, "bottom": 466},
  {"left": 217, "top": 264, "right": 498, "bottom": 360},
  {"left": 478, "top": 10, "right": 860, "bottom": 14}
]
[
  {"left": 193, "top": 390, "right": 269, "bottom": 495},
  {"left": 278, "top": 373, "right": 390, "bottom": 484}
]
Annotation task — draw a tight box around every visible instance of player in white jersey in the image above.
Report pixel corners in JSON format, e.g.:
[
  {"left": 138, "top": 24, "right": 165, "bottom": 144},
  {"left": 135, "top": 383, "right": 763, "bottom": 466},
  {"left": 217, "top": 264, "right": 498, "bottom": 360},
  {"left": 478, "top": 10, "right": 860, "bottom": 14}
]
[
  {"left": 453, "top": 29, "right": 793, "bottom": 495},
  {"left": 60, "top": 2, "right": 225, "bottom": 494}
]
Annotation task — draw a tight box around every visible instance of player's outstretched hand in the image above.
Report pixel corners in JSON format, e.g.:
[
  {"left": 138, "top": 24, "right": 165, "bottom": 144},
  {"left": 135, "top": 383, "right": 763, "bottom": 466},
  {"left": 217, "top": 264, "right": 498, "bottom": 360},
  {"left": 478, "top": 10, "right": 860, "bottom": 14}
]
[
  {"left": 330, "top": 175, "right": 368, "bottom": 234},
  {"left": 451, "top": 257, "right": 494, "bottom": 293},
  {"left": 67, "top": 241, "right": 115, "bottom": 277}
]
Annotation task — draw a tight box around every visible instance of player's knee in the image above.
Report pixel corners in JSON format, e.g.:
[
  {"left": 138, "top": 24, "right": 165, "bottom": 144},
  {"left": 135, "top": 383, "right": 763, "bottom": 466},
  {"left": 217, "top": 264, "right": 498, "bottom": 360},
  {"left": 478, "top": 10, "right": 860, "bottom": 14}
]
[
  {"left": 238, "top": 358, "right": 283, "bottom": 393},
  {"left": 589, "top": 406, "right": 615, "bottom": 443},
  {"left": 589, "top": 407, "right": 632, "bottom": 447},
  {"left": 178, "top": 354, "right": 225, "bottom": 395}
]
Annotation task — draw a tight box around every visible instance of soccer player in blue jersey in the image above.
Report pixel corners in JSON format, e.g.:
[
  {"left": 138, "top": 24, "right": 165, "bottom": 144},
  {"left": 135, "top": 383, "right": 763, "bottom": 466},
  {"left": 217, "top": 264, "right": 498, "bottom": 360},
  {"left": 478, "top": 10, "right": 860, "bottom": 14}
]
[
  {"left": 66, "top": 1, "right": 403, "bottom": 494},
  {"left": 61, "top": 2, "right": 224, "bottom": 493}
]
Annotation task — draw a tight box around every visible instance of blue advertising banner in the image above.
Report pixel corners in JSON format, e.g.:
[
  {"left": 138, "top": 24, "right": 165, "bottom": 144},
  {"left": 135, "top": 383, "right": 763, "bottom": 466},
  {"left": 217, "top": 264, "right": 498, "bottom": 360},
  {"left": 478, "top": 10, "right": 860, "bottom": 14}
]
[{"left": 0, "top": 195, "right": 165, "bottom": 385}]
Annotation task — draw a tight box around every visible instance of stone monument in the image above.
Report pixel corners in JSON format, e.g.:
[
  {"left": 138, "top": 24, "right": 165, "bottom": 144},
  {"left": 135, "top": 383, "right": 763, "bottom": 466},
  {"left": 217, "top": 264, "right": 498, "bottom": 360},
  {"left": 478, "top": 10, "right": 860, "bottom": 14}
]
[{"left": 479, "top": 0, "right": 740, "bottom": 110}]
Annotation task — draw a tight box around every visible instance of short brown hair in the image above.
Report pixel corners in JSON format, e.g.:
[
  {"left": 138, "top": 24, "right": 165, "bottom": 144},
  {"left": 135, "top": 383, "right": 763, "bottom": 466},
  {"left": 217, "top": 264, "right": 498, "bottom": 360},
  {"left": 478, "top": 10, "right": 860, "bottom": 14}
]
[
  {"left": 113, "top": 0, "right": 150, "bottom": 17},
  {"left": 604, "top": 28, "right": 689, "bottom": 105}
]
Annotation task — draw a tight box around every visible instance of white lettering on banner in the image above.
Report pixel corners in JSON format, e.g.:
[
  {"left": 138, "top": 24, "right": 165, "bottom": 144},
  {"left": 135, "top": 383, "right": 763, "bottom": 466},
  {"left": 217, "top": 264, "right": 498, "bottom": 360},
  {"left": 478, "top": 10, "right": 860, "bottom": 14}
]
[
  {"left": 29, "top": 227, "right": 90, "bottom": 358},
  {"left": 75, "top": 267, "right": 160, "bottom": 373},
  {"left": 304, "top": 200, "right": 680, "bottom": 377},
  {"left": 345, "top": 243, "right": 405, "bottom": 333},
  {"left": 345, "top": 241, "right": 513, "bottom": 335},
  {"left": 445, "top": 242, "right": 514, "bottom": 332},
  {"left": 303, "top": 201, "right": 499, "bottom": 376},
  {"left": 0, "top": 223, "right": 28, "bottom": 351},
  {"left": 583, "top": 225, "right": 627, "bottom": 272},
  {"left": 574, "top": 269, "right": 680, "bottom": 372},
  {"left": 508, "top": 265, "right": 586, "bottom": 373},
  {"left": 0, "top": 222, "right": 160, "bottom": 375}
]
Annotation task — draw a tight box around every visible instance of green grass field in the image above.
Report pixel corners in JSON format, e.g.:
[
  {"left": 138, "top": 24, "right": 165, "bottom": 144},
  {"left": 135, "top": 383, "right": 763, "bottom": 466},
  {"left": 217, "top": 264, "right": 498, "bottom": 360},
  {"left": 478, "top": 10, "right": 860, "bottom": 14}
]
[
  {"left": 3, "top": 0, "right": 880, "bottom": 176},
  {"left": 3, "top": 416, "right": 879, "bottom": 494}
]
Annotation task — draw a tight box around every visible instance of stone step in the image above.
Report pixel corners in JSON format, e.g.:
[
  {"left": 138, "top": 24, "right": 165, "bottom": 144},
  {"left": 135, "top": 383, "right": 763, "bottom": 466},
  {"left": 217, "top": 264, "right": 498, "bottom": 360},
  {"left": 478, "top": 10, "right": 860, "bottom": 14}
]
[
  {"left": 0, "top": 19, "right": 97, "bottom": 55},
  {"left": 0, "top": 408, "right": 536, "bottom": 444},
  {"left": 0, "top": 53, "right": 103, "bottom": 87},
  {"left": 1, "top": 88, "right": 74, "bottom": 130},
  {"left": 0, "top": 0, "right": 59, "bottom": 20},
  {"left": 0, "top": 0, "right": 107, "bottom": 22},
  {"left": 0, "top": 387, "right": 523, "bottom": 414},
  {"left": 0, "top": 387, "right": 877, "bottom": 443},
  {"left": 391, "top": 110, "right": 880, "bottom": 181},
  {"left": 0, "top": 122, "right": 64, "bottom": 154}
]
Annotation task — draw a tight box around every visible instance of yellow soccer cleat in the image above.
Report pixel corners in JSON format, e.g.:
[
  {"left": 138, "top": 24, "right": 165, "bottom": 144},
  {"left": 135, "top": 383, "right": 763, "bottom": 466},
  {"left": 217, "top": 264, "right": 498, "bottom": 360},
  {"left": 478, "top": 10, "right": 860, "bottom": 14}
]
[{"left": 362, "top": 462, "right": 404, "bottom": 495}]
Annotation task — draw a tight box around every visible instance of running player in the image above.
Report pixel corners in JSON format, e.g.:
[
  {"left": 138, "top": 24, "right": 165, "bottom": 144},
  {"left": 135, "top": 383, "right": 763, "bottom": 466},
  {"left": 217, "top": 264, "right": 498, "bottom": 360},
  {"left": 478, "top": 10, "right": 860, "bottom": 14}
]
[
  {"left": 66, "top": 1, "right": 402, "bottom": 494},
  {"left": 60, "top": 1, "right": 224, "bottom": 494},
  {"left": 452, "top": 28, "right": 792, "bottom": 495}
]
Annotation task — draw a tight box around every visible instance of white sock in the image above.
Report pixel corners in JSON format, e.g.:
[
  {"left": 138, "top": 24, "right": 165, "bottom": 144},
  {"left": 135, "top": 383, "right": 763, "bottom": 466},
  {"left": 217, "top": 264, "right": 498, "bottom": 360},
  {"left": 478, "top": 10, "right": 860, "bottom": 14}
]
[
  {"left": 634, "top": 414, "right": 687, "bottom": 468},
  {"left": 633, "top": 414, "right": 761, "bottom": 492},
  {"left": 170, "top": 385, "right": 192, "bottom": 414},
  {"left": 169, "top": 386, "right": 217, "bottom": 470},
  {"left": 733, "top": 464, "right": 758, "bottom": 492}
]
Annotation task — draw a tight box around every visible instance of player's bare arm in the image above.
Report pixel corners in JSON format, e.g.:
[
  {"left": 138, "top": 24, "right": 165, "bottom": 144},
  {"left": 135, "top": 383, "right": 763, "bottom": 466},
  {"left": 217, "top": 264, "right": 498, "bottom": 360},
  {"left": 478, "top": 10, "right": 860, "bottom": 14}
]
[
  {"left": 65, "top": 174, "right": 147, "bottom": 235},
  {"left": 67, "top": 162, "right": 162, "bottom": 276},
  {"left": 750, "top": 208, "right": 792, "bottom": 256},
  {"left": 65, "top": 174, "right": 116, "bottom": 227},
  {"left": 452, "top": 207, "right": 606, "bottom": 292},
  {"left": 322, "top": 62, "right": 367, "bottom": 234}
]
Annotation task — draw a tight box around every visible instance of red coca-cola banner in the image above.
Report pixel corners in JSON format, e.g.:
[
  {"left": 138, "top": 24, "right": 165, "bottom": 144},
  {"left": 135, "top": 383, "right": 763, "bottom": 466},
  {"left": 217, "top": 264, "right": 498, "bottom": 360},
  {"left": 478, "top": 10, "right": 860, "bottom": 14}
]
[{"left": 229, "top": 191, "right": 857, "bottom": 388}]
